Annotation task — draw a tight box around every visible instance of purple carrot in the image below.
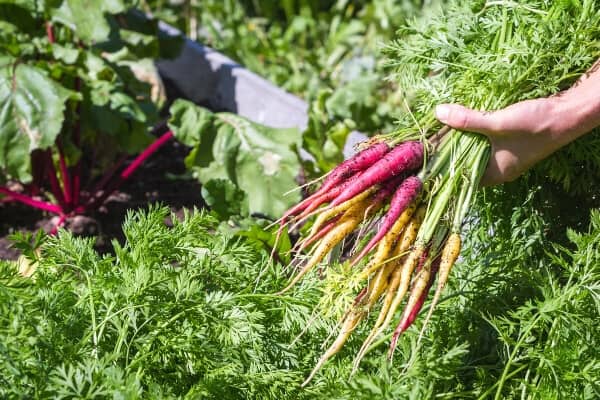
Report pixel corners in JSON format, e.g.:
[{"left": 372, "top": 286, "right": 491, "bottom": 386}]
[
  {"left": 316, "top": 142, "right": 390, "bottom": 196},
  {"left": 330, "top": 141, "right": 423, "bottom": 208},
  {"left": 278, "top": 169, "right": 365, "bottom": 226},
  {"left": 349, "top": 176, "right": 422, "bottom": 267},
  {"left": 370, "top": 175, "right": 405, "bottom": 203},
  {"left": 279, "top": 141, "right": 387, "bottom": 223},
  {"left": 293, "top": 171, "right": 366, "bottom": 221}
]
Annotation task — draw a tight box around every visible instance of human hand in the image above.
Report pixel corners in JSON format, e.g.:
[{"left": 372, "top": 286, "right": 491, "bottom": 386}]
[
  {"left": 435, "top": 98, "right": 567, "bottom": 186},
  {"left": 435, "top": 61, "right": 600, "bottom": 186}
]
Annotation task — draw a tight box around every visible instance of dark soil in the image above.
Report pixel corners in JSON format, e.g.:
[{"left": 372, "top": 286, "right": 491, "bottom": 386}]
[{"left": 0, "top": 139, "right": 205, "bottom": 260}]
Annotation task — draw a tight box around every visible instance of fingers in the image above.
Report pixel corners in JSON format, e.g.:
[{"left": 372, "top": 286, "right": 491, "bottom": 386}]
[
  {"left": 479, "top": 154, "right": 503, "bottom": 187},
  {"left": 479, "top": 146, "right": 521, "bottom": 187},
  {"left": 435, "top": 104, "right": 500, "bottom": 135}
]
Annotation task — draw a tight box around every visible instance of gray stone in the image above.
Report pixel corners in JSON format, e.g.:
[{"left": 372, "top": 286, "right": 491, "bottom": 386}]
[{"left": 156, "top": 22, "right": 367, "bottom": 160}]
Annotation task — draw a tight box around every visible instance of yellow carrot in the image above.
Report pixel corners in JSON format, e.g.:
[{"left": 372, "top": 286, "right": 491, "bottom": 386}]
[
  {"left": 417, "top": 233, "right": 461, "bottom": 342},
  {"left": 357, "top": 206, "right": 425, "bottom": 281},
  {"left": 278, "top": 198, "right": 373, "bottom": 295},
  {"left": 351, "top": 265, "right": 403, "bottom": 372},
  {"left": 388, "top": 256, "right": 434, "bottom": 359},
  {"left": 308, "top": 186, "right": 378, "bottom": 238},
  {"left": 306, "top": 237, "right": 397, "bottom": 381},
  {"left": 363, "top": 261, "right": 396, "bottom": 310},
  {"left": 351, "top": 245, "right": 425, "bottom": 372},
  {"left": 375, "top": 246, "right": 425, "bottom": 339}
]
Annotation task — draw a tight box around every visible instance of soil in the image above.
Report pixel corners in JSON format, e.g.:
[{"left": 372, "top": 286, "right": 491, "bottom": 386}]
[{"left": 0, "top": 138, "right": 205, "bottom": 260}]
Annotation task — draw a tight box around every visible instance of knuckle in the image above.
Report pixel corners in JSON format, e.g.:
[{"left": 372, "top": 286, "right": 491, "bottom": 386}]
[{"left": 456, "top": 111, "right": 470, "bottom": 129}]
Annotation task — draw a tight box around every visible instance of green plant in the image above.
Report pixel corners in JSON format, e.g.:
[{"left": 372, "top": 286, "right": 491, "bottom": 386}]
[
  {"left": 167, "top": 99, "right": 303, "bottom": 219},
  {"left": 0, "top": 0, "right": 182, "bottom": 229},
  {"left": 0, "top": 205, "right": 598, "bottom": 398}
]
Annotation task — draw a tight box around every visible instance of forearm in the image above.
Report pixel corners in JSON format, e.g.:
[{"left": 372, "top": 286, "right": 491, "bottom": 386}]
[{"left": 552, "top": 59, "right": 600, "bottom": 142}]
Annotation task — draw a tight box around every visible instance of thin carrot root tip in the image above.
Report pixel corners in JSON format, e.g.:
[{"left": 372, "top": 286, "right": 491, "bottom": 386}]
[
  {"left": 302, "top": 311, "right": 363, "bottom": 387},
  {"left": 270, "top": 224, "right": 286, "bottom": 262}
]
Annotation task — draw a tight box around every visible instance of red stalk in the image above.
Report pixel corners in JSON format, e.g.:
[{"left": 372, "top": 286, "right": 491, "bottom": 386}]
[
  {"left": 0, "top": 187, "right": 62, "bottom": 214},
  {"left": 120, "top": 131, "right": 174, "bottom": 180},
  {"left": 85, "top": 131, "right": 174, "bottom": 211},
  {"left": 46, "top": 22, "right": 55, "bottom": 43},
  {"left": 49, "top": 214, "right": 68, "bottom": 236}
]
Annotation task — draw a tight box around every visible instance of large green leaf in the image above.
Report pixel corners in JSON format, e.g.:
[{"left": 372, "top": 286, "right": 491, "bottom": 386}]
[
  {"left": 201, "top": 178, "right": 249, "bottom": 219},
  {"left": 169, "top": 99, "right": 302, "bottom": 218},
  {"left": 0, "top": 58, "right": 73, "bottom": 181},
  {"left": 51, "top": 0, "right": 126, "bottom": 43}
]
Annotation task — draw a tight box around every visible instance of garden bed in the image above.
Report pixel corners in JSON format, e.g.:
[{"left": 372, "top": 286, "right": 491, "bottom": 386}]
[
  {"left": 0, "top": 138, "right": 203, "bottom": 259},
  {"left": 0, "top": 22, "right": 365, "bottom": 260},
  {"left": 0, "top": 27, "right": 286, "bottom": 259}
]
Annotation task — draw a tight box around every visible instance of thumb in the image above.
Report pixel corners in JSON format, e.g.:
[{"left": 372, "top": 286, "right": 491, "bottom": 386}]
[{"left": 435, "top": 104, "right": 498, "bottom": 135}]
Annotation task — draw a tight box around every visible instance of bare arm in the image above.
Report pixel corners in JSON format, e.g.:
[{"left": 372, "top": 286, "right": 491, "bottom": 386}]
[{"left": 435, "top": 59, "right": 600, "bottom": 186}]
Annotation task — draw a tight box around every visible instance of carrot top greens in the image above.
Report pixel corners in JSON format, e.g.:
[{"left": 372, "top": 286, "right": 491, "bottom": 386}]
[{"left": 1, "top": 204, "right": 599, "bottom": 398}]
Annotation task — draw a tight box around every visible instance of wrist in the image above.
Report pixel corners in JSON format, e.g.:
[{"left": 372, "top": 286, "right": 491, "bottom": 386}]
[{"left": 550, "top": 79, "right": 600, "bottom": 143}]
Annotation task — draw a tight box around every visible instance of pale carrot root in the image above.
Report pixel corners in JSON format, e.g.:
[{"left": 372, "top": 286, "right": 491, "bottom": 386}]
[
  {"left": 388, "top": 256, "right": 433, "bottom": 359},
  {"left": 310, "top": 242, "right": 396, "bottom": 379},
  {"left": 270, "top": 223, "right": 287, "bottom": 262},
  {"left": 351, "top": 245, "right": 426, "bottom": 372},
  {"left": 279, "top": 197, "right": 374, "bottom": 295},
  {"left": 375, "top": 246, "right": 425, "bottom": 341},
  {"left": 296, "top": 215, "right": 341, "bottom": 252},
  {"left": 302, "top": 309, "right": 364, "bottom": 387},
  {"left": 362, "top": 257, "right": 397, "bottom": 310},
  {"left": 351, "top": 260, "right": 405, "bottom": 374},
  {"left": 277, "top": 219, "right": 357, "bottom": 295}
]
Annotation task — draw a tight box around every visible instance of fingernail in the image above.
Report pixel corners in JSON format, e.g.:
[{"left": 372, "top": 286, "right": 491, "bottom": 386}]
[{"left": 435, "top": 105, "right": 450, "bottom": 123}]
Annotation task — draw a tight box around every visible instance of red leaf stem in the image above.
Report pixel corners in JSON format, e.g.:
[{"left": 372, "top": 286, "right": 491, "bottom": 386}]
[
  {"left": 45, "top": 22, "right": 55, "bottom": 43},
  {"left": 120, "top": 131, "right": 174, "bottom": 180},
  {"left": 85, "top": 131, "right": 174, "bottom": 211},
  {"left": 0, "top": 187, "right": 62, "bottom": 215}
]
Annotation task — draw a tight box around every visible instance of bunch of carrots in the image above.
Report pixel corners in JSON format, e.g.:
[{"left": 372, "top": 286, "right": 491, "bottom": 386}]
[
  {"left": 273, "top": 128, "right": 489, "bottom": 385},
  {"left": 269, "top": 0, "right": 600, "bottom": 387}
]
